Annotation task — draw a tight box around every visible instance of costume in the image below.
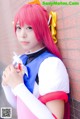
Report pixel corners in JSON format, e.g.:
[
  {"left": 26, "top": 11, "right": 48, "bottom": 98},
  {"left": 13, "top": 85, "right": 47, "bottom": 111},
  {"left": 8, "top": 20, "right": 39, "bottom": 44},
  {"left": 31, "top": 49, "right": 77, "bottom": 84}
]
[
  {"left": 2, "top": 48, "right": 70, "bottom": 119},
  {"left": 2, "top": 0, "right": 70, "bottom": 118}
]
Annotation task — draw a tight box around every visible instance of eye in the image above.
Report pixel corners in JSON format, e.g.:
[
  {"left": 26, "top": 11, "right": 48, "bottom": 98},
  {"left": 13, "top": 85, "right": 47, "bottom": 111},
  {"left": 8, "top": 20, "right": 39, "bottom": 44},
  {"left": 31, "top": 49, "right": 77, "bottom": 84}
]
[
  {"left": 26, "top": 26, "right": 32, "bottom": 30},
  {"left": 16, "top": 26, "right": 21, "bottom": 30}
]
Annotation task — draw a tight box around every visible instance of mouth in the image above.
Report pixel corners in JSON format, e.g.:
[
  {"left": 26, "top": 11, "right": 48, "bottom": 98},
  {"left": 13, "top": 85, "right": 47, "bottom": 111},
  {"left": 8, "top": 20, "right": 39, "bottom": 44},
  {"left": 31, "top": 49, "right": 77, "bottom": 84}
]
[{"left": 20, "top": 41, "right": 29, "bottom": 45}]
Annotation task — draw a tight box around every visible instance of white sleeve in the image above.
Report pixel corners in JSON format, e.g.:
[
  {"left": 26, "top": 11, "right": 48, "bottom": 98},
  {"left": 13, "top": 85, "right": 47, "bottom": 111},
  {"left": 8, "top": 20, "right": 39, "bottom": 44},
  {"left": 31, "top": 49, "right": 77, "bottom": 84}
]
[
  {"left": 2, "top": 85, "right": 17, "bottom": 108},
  {"left": 38, "top": 57, "right": 69, "bottom": 95},
  {"left": 12, "top": 83, "right": 54, "bottom": 119}
]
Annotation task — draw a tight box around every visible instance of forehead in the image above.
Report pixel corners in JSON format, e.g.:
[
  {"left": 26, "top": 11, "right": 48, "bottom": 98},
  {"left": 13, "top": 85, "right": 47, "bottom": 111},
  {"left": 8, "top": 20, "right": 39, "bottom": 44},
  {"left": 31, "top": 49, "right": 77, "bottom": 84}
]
[
  {"left": 16, "top": 22, "right": 31, "bottom": 28},
  {"left": 16, "top": 21, "right": 20, "bottom": 25}
]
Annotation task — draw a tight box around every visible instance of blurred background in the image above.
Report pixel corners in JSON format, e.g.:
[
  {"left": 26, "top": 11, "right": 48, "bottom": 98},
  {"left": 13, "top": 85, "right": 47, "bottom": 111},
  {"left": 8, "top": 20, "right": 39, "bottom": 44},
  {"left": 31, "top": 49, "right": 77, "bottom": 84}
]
[{"left": 0, "top": 0, "right": 80, "bottom": 119}]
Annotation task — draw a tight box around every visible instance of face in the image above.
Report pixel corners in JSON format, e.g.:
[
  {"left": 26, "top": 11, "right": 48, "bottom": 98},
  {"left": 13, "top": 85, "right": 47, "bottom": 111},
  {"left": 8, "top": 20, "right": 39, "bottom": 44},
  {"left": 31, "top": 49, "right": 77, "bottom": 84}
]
[{"left": 16, "top": 23, "right": 44, "bottom": 53}]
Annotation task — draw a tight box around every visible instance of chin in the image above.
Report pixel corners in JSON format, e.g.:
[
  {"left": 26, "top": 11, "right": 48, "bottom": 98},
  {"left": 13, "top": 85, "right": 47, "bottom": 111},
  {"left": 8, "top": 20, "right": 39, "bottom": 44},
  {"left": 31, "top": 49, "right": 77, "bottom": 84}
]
[{"left": 22, "top": 47, "right": 30, "bottom": 52}]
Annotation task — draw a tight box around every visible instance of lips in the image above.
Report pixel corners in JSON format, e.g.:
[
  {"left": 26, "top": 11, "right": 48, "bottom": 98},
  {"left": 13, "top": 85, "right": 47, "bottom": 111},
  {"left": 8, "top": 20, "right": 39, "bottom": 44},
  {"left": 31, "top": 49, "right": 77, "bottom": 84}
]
[{"left": 20, "top": 41, "right": 29, "bottom": 45}]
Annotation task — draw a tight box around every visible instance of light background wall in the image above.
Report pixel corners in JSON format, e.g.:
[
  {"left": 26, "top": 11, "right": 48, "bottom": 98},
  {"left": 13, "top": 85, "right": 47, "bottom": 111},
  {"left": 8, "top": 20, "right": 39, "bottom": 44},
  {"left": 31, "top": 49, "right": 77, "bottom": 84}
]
[{"left": 0, "top": 0, "right": 80, "bottom": 119}]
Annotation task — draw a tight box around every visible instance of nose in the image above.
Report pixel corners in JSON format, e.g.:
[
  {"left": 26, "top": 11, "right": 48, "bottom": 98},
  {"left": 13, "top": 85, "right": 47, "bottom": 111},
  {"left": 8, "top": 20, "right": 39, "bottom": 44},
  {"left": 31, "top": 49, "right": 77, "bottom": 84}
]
[{"left": 21, "top": 28, "right": 27, "bottom": 38}]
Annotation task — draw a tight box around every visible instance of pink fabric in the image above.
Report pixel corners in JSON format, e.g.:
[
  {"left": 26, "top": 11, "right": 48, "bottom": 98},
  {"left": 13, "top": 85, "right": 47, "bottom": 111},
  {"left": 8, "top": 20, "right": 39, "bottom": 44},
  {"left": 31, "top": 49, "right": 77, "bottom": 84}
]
[
  {"left": 16, "top": 97, "right": 70, "bottom": 119},
  {"left": 17, "top": 97, "right": 37, "bottom": 119}
]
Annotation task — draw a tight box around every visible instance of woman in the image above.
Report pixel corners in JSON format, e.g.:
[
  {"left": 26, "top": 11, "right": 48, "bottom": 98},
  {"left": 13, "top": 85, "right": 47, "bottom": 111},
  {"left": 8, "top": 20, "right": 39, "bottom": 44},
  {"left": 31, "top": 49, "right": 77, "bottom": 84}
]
[{"left": 2, "top": 1, "right": 70, "bottom": 119}]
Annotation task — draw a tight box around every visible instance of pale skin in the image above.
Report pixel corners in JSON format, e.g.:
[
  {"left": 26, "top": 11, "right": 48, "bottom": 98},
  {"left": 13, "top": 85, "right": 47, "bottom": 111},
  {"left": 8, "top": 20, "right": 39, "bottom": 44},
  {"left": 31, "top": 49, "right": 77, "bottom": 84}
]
[{"left": 2, "top": 24, "right": 64, "bottom": 119}]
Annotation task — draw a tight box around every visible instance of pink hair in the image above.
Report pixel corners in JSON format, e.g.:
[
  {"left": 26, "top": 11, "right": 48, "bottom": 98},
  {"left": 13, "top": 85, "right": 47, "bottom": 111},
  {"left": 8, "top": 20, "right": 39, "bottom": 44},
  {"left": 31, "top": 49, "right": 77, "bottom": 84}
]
[{"left": 14, "top": 4, "right": 62, "bottom": 59}]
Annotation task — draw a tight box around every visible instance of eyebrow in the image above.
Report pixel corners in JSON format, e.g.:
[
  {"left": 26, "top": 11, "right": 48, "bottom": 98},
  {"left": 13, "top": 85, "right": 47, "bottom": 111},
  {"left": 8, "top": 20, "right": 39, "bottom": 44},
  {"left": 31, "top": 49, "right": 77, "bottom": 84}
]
[{"left": 16, "top": 22, "right": 20, "bottom": 25}]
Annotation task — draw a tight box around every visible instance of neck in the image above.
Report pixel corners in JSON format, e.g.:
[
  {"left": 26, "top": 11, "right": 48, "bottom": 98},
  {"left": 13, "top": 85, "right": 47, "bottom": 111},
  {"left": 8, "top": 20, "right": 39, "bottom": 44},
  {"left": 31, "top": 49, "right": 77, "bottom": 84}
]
[{"left": 25, "top": 46, "right": 45, "bottom": 55}]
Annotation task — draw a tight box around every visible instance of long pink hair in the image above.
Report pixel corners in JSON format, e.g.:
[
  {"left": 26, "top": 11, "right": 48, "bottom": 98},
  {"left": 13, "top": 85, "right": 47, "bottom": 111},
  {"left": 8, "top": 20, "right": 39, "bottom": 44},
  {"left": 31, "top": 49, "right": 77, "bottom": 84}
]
[{"left": 14, "top": 4, "right": 62, "bottom": 59}]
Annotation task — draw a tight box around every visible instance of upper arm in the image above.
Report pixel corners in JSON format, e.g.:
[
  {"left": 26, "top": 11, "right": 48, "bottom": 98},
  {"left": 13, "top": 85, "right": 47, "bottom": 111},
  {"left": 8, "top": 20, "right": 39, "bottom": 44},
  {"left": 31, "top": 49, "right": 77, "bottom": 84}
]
[
  {"left": 38, "top": 57, "right": 69, "bottom": 95},
  {"left": 46, "top": 100, "right": 64, "bottom": 119}
]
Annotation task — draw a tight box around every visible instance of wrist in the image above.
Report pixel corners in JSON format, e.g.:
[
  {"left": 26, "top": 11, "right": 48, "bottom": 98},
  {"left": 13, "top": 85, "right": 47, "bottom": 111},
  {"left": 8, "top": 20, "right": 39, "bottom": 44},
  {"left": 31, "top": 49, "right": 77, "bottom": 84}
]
[
  {"left": 2, "top": 81, "right": 8, "bottom": 86},
  {"left": 12, "top": 81, "right": 23, "bottom": 89}
]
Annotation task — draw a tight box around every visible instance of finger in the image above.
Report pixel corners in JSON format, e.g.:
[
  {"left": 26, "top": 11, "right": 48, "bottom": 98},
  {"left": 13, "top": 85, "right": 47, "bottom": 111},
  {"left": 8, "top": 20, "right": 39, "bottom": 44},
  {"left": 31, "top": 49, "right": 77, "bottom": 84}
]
[
  {"left": 8, "top": 64, "right": 16, "bottom": 72},
  {"left": 8, "top": 64, "right": 13, "bottom": 70},
  {"left": 4, "top": 65, "right": 11, "bottom": 73},
  {"left": 15, "top": 69, "right": 21, "bottom": 73},
  {"left": 2, "top": 71, "right": 7, "bottom": 81},
  {"left": 2, "top": 77, "right": 8, "bottom": 86}
]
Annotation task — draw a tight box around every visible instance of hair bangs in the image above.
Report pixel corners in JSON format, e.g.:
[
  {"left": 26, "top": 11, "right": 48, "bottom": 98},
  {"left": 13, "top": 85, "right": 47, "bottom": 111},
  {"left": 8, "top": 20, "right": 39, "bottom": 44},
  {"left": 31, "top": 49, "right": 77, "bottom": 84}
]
[
  {"left": 14, "top": 4, "right": 49, "bottom": 36},
  {"left": 14, "top": 4, "right": 35, "bottom": 31}
]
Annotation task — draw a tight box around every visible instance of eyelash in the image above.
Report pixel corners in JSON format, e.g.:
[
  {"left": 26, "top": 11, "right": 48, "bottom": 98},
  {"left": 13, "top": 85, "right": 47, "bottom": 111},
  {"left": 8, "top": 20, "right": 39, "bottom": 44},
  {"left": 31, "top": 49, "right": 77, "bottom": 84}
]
[
  {"left": 16, "top": 26, "right": 32, "bottom": 30},
  {"left": 26, "top": 26, "right": 32, "bottom": 30},
  {"left": 16, "top": 26, "right": 21, "bottom": 29}
]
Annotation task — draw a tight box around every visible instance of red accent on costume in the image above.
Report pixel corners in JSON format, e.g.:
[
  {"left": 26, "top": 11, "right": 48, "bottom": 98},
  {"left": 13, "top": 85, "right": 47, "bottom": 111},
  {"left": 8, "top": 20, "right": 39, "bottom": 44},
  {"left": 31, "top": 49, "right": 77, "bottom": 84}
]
[
  {"left": 38, "top": 91, "right": 68, "bottom": 119},
  {"left": 18, "top": 63, "right": 22, "bottom": 70},
  {"left": 39, "top": 91, "right": 68, "bottom": 104},
  {"left": 52, "top": 113, "right": 57, "bottom": 119}
]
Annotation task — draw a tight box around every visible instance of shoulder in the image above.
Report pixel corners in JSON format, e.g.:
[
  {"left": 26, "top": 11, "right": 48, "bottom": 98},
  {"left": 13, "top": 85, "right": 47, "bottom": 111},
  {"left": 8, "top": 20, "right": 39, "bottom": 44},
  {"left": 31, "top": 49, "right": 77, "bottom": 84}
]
[
  {"left": 38, "top": 56, "right": 67, "bottom": 75},
  {"left": 38, "top": 57, "right": 69, "bottom": 95}
]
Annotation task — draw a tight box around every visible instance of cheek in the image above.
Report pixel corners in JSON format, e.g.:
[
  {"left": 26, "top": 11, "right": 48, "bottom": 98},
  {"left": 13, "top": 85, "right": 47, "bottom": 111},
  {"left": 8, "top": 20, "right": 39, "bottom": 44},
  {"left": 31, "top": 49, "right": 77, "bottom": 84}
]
[
  {"left": 15, "top": 31, "right": 18, "bottom": 37},
  {"left": 16, "top": 32, "right": 20, "bottom": 38},
  {"left": 31, "top": 31, "right": 37, "bottom": 39},
  {"left": 32, "top": 34, "right": 38, "bottom": 43}
]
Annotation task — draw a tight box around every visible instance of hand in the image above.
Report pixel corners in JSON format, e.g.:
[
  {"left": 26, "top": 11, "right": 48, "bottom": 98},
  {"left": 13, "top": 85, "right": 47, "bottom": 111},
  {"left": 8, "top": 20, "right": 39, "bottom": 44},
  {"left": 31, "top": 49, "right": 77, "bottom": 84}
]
[{"left": 2, "top": 64, "right": 23, "bottom": 88}]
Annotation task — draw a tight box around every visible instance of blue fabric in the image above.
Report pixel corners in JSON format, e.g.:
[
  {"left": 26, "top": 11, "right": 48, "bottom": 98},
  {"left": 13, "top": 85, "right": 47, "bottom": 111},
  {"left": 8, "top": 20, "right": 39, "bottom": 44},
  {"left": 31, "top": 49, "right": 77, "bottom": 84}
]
[
  {"left": 20, "top": 51, "right": 56, "bottom": 93},
  {"left": 20, "top": 54, "right": 28, "bottom": 65}
]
